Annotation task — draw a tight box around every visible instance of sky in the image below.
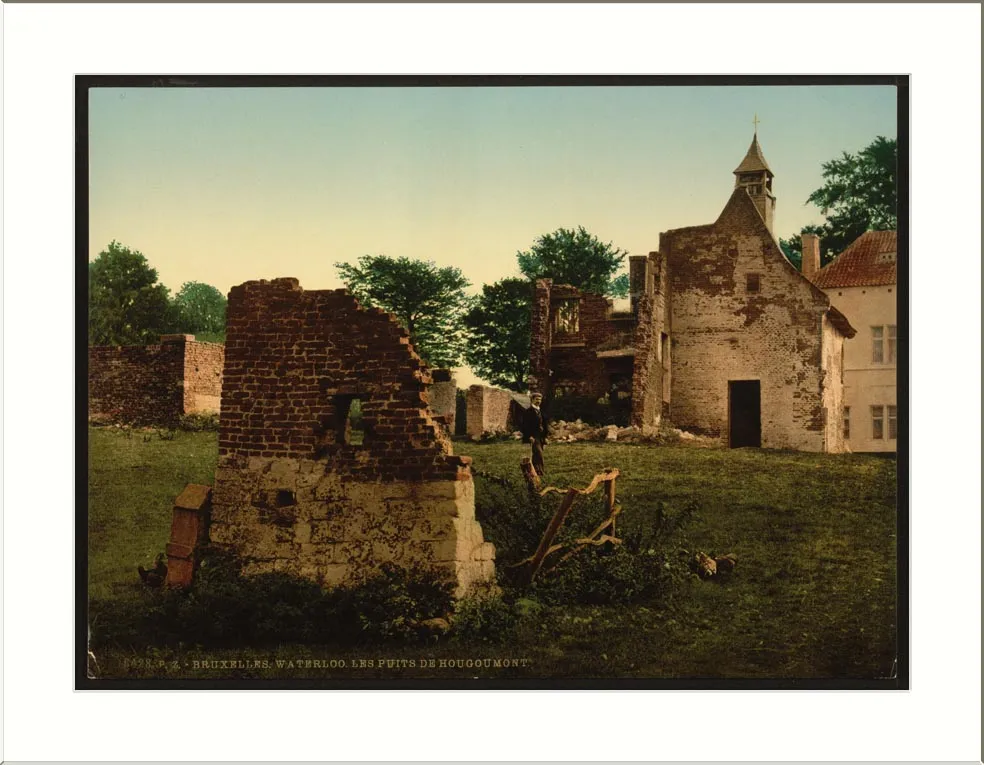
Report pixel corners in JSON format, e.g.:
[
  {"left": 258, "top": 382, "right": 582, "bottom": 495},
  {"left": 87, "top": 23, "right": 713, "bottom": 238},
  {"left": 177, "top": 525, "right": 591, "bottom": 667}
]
[{"left": 89, "top": 83, "right": 898, "bottom": 385}]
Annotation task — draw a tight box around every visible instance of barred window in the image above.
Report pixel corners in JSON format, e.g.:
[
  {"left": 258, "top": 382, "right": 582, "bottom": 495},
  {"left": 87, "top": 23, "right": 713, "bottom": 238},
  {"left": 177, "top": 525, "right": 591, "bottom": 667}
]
[
  {"left": 888, "top": 405, "right": 898, "bottom": 440},
  {"left": 887, "top": 325, "right": 897, "bottom": 364},
  {"left": 872, "top": 326, "right": 884, "bottom": 364},
  {"left": 843, "top": 406, "right": 851, "bottom": 440}
]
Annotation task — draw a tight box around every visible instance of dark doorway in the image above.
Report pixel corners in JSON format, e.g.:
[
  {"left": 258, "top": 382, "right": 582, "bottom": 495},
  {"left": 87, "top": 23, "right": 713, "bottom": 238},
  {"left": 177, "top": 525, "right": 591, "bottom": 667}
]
[{"left": 728, "top": 380, "right": 761, "bottom": 448}]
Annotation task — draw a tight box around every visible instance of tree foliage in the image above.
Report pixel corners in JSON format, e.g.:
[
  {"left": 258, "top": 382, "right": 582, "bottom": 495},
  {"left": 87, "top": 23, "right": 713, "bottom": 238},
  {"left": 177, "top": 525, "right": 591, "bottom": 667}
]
[
  {"left": 171, "top": 281, "right": 227, "bottom": 341},
  {"left": 781, "top": 136, "right": 897, "bottom": 267},
  {"left": 463, "top": 278, "right": 532, "bottom": 392},
  {"left": 88, "top": 241, "right": 172, "bottom": 346},
  {"left": 335, "top": 255, "right": 471, "bottom": 368},
  {"left": 516, "top": 226, "right": 630, "bottom": 297}
]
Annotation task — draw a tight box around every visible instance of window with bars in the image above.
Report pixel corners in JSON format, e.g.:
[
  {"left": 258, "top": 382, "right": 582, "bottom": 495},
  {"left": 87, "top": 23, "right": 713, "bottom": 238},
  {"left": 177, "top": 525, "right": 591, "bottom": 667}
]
[
  {"left": 887, "top": 325, "right": 897, "bottom": 364},
  {"left": 888, "top": 405, "right": 898, "bottom": 440},
  {"left": 843, "top": 406, "right": 851, "bottom": 440}
]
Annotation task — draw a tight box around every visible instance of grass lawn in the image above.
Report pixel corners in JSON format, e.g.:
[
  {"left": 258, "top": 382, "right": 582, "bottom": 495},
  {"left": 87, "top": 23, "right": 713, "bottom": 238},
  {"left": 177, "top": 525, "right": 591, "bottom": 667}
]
[{"left": 87, "top": 427, "right": 898, "bottom": 682}]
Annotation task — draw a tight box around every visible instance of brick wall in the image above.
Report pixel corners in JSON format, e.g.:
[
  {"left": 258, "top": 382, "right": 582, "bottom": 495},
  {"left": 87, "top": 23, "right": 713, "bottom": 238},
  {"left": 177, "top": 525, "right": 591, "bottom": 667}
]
[
  {"left": 529, "top": 279, "right": 641, "bottom": 418},
  {"left": 209, "top": 278, "right": 494, "bottom": 596},
  {"left": 661, "top": 189, "right": 842, "bottom": 451},
  {"left": 88, "top": 334, "right": 223, "bottom": 424},
  {"left": 428, "top": 369, "right": 457, "bottom": 434},
  {"left": 630, "top": 252, "right": 670, "bottom": 432}
]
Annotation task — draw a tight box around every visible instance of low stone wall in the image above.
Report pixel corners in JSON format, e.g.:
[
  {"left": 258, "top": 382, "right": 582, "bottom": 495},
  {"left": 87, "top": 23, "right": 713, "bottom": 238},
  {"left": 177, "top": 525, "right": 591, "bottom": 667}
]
[{"left": 465, "top": 385, "right": 527, "bottom": 438}]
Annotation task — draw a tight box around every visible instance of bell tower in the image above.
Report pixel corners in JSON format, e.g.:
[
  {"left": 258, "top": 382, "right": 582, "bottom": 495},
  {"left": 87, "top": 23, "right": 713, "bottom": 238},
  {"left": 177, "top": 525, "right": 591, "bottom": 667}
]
[{"left": 733, "top": 116, "right": 776, "bottom": 233}]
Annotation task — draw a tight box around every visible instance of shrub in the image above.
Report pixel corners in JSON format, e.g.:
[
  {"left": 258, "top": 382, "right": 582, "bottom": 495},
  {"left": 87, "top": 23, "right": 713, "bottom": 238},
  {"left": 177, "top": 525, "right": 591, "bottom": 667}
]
[
  {"left": 178, "top": 412, "right": 221, "bottom": 432},
  {"left": 451, "top": 595, "right": 520, "bottom": 644},
  {"left": 88, "top": 550, "right": 454, "bottom": 650}
]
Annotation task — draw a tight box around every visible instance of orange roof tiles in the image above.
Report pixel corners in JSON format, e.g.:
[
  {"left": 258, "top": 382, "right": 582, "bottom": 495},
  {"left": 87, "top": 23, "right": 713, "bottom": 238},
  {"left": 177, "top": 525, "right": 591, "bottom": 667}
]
[{"left": 812, "top": 230, "right": 897, "bottom": 288}]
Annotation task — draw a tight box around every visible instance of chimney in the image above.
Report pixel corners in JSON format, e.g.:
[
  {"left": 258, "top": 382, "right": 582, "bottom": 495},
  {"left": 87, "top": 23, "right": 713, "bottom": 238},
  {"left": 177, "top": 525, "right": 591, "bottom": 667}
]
[{"left": 801, "top": 233, "right": 821, "bottom": 282}]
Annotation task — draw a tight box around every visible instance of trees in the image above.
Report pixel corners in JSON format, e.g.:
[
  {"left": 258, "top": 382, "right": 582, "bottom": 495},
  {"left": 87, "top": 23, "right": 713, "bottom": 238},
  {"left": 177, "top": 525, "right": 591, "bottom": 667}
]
[
  {"left": 88, "top": 241, "right": 172, "bottom": 346},
  {"left": 171, "top": 281, "right": 227, "bottom": 342},
  {"left": 516, "top": 226, "right": 630, "bottom": 297},
  {"left": 463, "top": 278, "right": 532, "bottom": 392},
  {"left": 335, "top": 255, "right": 471, "bottom": 368},
  {"left": 782, "top": 136, "right": 897, "bottom": 266}
]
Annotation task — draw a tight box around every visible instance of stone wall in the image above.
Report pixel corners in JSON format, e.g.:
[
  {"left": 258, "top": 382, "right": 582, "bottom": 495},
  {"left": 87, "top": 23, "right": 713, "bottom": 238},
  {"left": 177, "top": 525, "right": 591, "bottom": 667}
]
[
  {"left": 661, "top": 189, "right": 843, "bottom": 452},
  {"left": 630, "top": 252, "right": 670, "bottom": 432},
  {"left": 88, "top": 334, "right": 224, "bottom": 424},
  {"left": 465, "top": 385, "right": 525, "bottom": 438},
  {"left": 183, "top": 340, "right": 225, "bottom": 414},
  {"left": 428, "top": 369, "right": 457, "bottom": 434},
  {"left": 209, "top": 278, "right": 494, "bottom": 596}
]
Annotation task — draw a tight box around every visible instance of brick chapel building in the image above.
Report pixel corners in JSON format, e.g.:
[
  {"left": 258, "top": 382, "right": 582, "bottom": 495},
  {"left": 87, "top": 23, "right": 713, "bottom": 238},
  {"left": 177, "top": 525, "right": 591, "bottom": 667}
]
[{"left": 530, "top": 131, "right": 857, "bottom": 452}]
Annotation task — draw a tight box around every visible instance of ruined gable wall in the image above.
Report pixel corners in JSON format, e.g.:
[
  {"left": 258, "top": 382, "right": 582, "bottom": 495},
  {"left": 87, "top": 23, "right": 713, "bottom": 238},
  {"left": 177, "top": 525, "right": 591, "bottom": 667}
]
[
  {"left": 88, "top": 335, "right": 188, "bottom": 424},
  {"left": 209, "top": 278, "right": 494, "bottom": 596},
  {"left": 183, "top": 340, "right": 225, "bottom": 414},
  {"left": 662, "top": 193, "right": 832, "bottom": 451},
  {"left": 528, "top": 279, "right": 552, "bottom": 395}
]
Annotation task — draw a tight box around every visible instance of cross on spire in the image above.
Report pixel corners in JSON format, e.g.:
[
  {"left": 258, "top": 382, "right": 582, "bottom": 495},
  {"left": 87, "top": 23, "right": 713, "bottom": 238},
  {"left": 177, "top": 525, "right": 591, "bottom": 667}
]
[{"left": 752, "top": 113, "right": 761, "bottom": 134}]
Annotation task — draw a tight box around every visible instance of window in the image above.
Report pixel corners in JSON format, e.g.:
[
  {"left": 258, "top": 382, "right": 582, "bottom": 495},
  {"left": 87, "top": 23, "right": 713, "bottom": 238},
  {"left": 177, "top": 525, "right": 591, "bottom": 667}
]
[
  {"left": 843, "top": 406, "right": 851, "bottom": 440},
  {"left": 333, "top": 395, "right": 366, "bottom": 446},
  {"left": 871, "top": 405, "right": 884, "bottom": 440},
  {"left": 554, "top": 299, "right": 580, "bottom": 334},
  {"left": 746, "top": 273, "right": 761, "bottom": 293},
  {"left": 888, "top": 405, "right": 898, "bottom": 440},
  {"left": 872, "top": 325, "right": 897, "bottom": 365}
]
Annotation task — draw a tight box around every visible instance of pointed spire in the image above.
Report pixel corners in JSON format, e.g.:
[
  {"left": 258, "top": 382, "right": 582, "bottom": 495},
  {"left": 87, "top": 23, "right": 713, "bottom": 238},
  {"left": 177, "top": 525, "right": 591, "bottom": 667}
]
[{"left": 734, "top": 130, "right": 772, "bottom": 175}]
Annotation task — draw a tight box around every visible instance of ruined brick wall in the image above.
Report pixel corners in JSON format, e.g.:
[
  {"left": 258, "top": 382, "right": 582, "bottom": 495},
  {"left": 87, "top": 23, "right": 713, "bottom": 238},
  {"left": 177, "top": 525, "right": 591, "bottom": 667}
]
[
  {"left": 630, "top": 252, "right": 670, "bottom": 432},
  {"left": 89, "top": 335, "right": 191, "bottom": 424},
  {"left": 529, "top": 279, "right": 640, "bottom": 419},
  {"left": 183, "top": 340, "right": 225, "bottom": 414},
  {"left": 465, "top": 385, "right": 523, "bottom": 437},
  {"left": 428, "top": 369, "right": 457, "bottom": 434},
  {"left": 528, "top": 279, "right": 552, "bottom": 395},
  {"left": 209, "top": 278, "right": 494, "bottom": 596},
  {"left": 661, "top": 189, "right": 838, "bottom": 451}
]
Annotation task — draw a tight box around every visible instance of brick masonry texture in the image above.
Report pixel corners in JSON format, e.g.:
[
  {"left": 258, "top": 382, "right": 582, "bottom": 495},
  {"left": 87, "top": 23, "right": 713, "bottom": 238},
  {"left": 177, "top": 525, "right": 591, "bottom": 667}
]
[
  {"left": 88, "top": 335, "right": 224, "bottom": 424},
  {"left": 528, "top": 187, "right": 851, "bottom": 452},
  {"left": 661, "top": 189, "right": 847, "bottom": 452},
  {"left": 209, "top": 278, "right": 495, "bottom": 596}
]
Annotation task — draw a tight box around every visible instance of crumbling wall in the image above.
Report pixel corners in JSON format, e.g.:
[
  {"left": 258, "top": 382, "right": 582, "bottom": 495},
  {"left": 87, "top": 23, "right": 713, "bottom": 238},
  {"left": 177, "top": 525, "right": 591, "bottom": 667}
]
[
  {"left": 528, "top": 278, "right": 641, "bottom": 423},
  {"left": 183, "top": 340, "right": 225, "bottom": 414},
  {"left": 465, "top": 385, "right": 525, "bottom": 437},
  {"left": 821, "top": 313, "right": 847, "bottom": 453},
  {"left": 209, "top": 278, "right": 494, "bottom": 596},
  {"left": 88, "top": 334, "right": 222, "bottom": 424},
  {"left": 661, "top": 189, "right": 838, "bottom": 451},
  {"left": 630, "top": 252, "right": 670, "bottom": 433},
  {"left": 428, "top": 369, "right": 457, "bottom": 434}
]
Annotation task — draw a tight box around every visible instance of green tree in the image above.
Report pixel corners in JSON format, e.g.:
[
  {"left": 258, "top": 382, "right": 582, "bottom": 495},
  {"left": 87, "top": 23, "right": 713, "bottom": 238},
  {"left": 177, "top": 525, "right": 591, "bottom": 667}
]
[
  {"left": 335, "top": 255, "right": 471, "bottom": 368},
  {"left": 171, "top": 281, "right": 227, "bottom": 342},
  {"left": 463, "top": 278, "right": 532, "bottom": 392},
  {"left": 782, "top": 136, "right": 897, "bottom": 267},
  {"left": 516, "top": 226, "right": 630, "bottom": 297},
  {"left": 88, "top": 240, "right": 172, "bottom": 346}
]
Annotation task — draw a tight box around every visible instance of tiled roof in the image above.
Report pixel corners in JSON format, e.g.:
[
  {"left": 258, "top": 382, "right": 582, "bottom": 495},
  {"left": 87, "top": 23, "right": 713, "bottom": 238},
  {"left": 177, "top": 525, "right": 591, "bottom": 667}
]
[
  {"left": 733, "top": 133, "right": 773, "bottom": 175},
  {"left": 812, "top": 230, "right": 897, "bottom": 288}
]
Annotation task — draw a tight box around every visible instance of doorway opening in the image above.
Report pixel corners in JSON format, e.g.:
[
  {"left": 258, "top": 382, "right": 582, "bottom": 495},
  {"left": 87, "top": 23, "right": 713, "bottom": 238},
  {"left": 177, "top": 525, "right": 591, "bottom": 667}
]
[{"left": 728, "top": 380, "right": 761, "bottom": 448}]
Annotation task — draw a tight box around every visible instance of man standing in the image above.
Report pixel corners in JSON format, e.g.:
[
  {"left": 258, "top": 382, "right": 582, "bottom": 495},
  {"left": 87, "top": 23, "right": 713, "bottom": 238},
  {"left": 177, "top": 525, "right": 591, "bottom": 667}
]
[{"left": 522, "top": 392, "right": 548, "bottom": 477}]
